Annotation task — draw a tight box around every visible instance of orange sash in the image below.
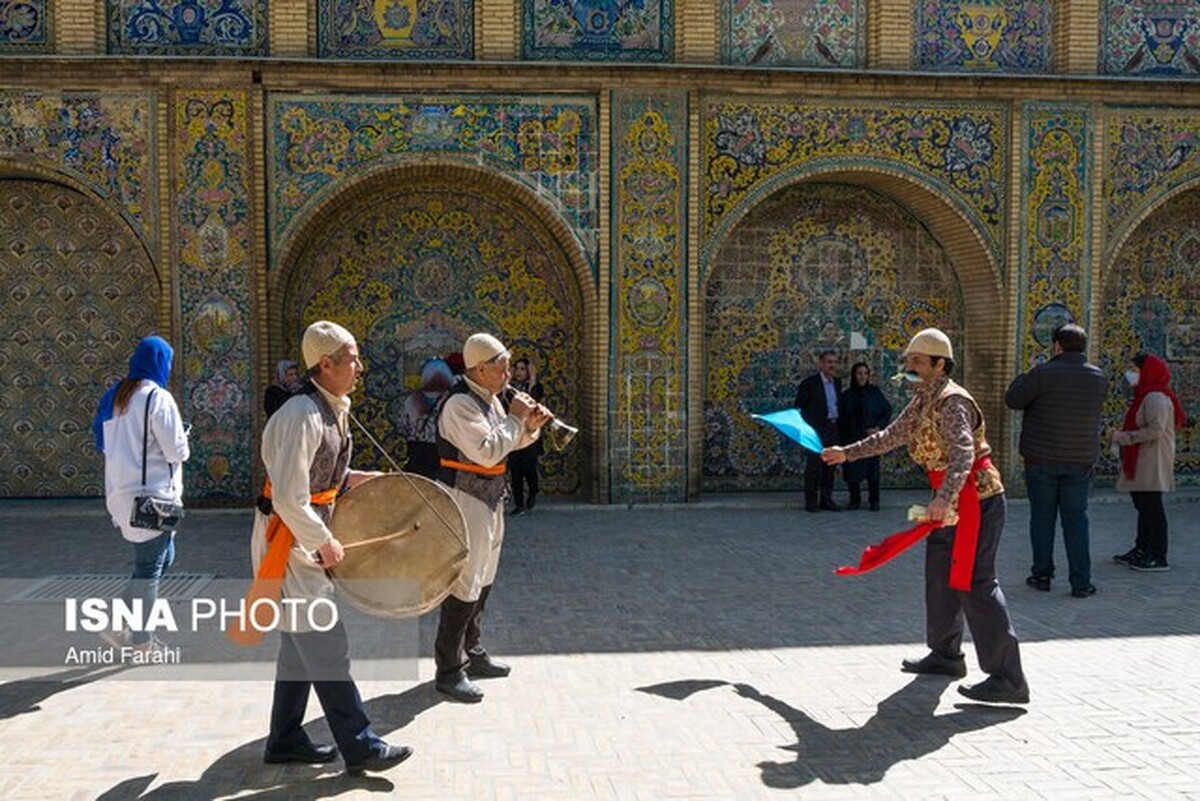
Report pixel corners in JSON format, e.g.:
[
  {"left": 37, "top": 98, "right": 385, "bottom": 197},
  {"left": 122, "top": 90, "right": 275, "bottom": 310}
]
[
  {"left": 835, "top": 456, "right": 991, "bottom": 591},
  {"left": 439, "top": 458, "right": 506, "bottom": 476},
  {"left": 226, "top": 480, "right": 339, "bottom": 647}
]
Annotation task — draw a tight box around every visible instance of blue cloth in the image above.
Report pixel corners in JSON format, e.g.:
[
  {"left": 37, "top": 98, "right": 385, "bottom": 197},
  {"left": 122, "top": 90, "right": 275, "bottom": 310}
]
[
  {"left": 751, "top": 409, "right": 825, "bottom": 453},
  {"left": 93, "top": 336, "right": 174, "bottom": 452},
  {"left": 123, "top": 532, "right": 176, "bottom": 645},
  {"left": 1025, "top": 462, "right": 1093, "bottom": 591},
  {"left": 822, "top": 375, "right": 839, "bottom": 420}
]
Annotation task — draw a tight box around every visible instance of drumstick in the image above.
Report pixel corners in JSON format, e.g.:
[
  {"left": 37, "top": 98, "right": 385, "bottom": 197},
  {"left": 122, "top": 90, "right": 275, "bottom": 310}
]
[{"left": 312, "top": 522, "right": 418, "bottom": 563}]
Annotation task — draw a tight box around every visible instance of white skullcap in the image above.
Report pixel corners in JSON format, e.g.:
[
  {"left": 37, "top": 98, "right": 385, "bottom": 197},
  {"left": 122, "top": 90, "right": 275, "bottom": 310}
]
[
  {"left": 463, "top": 333, "right": 508, "bottom": 369},
  {"left": 902, "top": 328, "right": 954, "bottom": 360},
  {"left": 301, "top": 320, "right": 355, "bottom": 369}
]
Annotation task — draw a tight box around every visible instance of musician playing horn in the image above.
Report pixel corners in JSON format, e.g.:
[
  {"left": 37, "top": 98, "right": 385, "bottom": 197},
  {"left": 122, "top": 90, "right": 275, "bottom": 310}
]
[
  {"left": 249, "top": 320, "right": 411, "bottom": 774},
  {"left": 434, "top": 332, "right": 550, "bottom": 703}
]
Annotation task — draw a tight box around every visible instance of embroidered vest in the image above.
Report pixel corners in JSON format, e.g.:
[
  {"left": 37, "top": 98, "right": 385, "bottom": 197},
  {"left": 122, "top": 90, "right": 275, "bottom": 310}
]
[
  {"left": 436, "top": 383, "right": 509, "bottom": 510},
  {"left": 304, "top": 384, "right": 352, "bottom": 524},
  {"left": 907, "top": 380, "right": 1004, "bottom": 502}
]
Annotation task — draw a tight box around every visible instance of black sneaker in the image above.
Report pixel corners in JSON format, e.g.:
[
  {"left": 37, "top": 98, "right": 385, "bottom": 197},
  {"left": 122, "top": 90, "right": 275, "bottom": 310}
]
[
  {"left": 1025, "top": 575, "right": 1051, "bottom": 592},
  {"left": 1129, "top": 554, "right": 1170, "bottom": 572},
  {"left": 1113, "top": 547, "right": 1144, "bottom": 565}
]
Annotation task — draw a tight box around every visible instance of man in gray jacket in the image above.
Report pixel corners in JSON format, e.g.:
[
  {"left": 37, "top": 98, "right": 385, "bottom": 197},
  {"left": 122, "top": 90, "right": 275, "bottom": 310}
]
[{"left": 1005, "top": 323, "right": 1108, "bottom": 598}]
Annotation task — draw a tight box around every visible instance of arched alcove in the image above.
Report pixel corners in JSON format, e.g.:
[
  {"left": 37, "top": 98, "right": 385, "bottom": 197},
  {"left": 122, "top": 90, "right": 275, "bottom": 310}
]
[{"left": 274, "top": 163, "right": 596, "bottom": 496}]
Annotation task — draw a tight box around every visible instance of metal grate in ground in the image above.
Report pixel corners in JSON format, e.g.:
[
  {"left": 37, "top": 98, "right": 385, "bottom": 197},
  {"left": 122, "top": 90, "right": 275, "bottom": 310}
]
[{"left": 6, "top": 573, "right": 216, "bottom": 602}]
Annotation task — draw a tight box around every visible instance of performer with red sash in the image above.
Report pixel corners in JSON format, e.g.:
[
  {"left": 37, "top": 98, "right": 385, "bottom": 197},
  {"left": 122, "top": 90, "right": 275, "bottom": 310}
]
[
  {"left": 823, "top": 328, "right": 1029, "bottom": 705},
  {"left": 243, "top": 320, "right": 412, "bottom": 774}
]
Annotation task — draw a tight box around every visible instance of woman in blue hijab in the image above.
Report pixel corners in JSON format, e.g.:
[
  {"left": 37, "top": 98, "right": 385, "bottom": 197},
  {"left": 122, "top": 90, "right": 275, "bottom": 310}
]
[{"left": 93, "top": 336, "right": 190, "bottom": 653}]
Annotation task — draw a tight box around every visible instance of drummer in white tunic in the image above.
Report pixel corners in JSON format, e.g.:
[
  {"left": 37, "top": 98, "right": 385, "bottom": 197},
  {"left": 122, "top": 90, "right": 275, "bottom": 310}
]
[{"left": 433, "top": 333, "right": 550, "bottom": 702}]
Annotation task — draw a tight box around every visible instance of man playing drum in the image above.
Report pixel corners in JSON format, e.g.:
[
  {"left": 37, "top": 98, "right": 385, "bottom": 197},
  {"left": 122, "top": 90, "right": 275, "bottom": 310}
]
[
  {"left": 248, "top": 320, "right": 412, "bottom": 773},
  {"left": 433, "top": 333, "right": 550, "bottom": 702}
]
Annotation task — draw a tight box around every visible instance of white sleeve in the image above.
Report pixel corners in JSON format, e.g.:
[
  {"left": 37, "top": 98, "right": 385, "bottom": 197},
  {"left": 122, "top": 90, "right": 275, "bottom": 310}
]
[
  {"left": 150, "top": 390, "right": 190, "bottom": 464},
  {"left": 438, "top": 394, "right": 529, "bottom": 468},
  {"left": 262, "top": 398, "right": 334, "bottom": 552}
]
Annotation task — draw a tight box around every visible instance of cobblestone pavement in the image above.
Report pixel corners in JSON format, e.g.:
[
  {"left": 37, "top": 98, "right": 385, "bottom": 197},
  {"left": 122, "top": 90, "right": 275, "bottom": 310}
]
[{"left": 0, "top": 490, "right": 1196, "bottom": 800}]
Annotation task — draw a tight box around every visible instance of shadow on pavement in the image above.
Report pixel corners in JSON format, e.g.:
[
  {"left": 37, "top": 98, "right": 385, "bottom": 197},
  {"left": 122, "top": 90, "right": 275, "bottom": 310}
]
[
  {"left": 639, "top": 677, "right": 1025, "bottom": 788},
  {"left": 0, "top": 665, "right": 129, "bottom": 721},
  {"left": 93, "top": 682, "right": 441, "bottom": 800}
]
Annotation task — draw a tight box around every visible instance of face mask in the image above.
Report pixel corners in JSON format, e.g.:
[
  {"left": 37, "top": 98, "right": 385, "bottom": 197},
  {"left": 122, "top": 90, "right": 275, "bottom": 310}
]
[{"left": 1125, "top": 370, "right": 1139, "bottom": 387}]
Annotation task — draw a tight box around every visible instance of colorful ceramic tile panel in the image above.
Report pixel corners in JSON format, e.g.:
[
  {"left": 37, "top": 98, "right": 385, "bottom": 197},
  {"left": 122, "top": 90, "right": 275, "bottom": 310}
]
[
  {"left": 289, "top": 186, "right": 584, "bottom": 492},
  {"left": 0, "top": 0, "right": 50, "bottom": 49},
  {"left": 175, "top": 90, "right": 256, "bottom": 499},
  {"left": 703, "top": 183, "right": 964, "bottom": 491},
  {"left": 268, "top": 95, "right": 599, "bottom": 275},
  {"left": 522, "top": 0, "right": 673, "bottom": 61},
  {"left": 914, "top": 0, "right": 1052, "bottom": 73},
  {"left": 1097, "top": 189, "right": 1200, "bottom": 483},
  {"left": 317, "top": 0, "right": 473, "bottom": 59},
  {"left": 0, "top": 92, "right": 157, "bottom": 249},
  {"left": 702, "top": 99, "right": 1008, "bottom": 270},
  {"left": 1102, "top": 0, "right": 1200, "bottom": 75},
  {"left": 106, "top": 0, "right": 267, "bottom": 55},
  {"left": 1106, "top": 109, "right": 1200, "bottom": 247},
  {"left": 1017, "top": 104, "right": 1092, "bottom": 371},
  {"left": 0, "top": 180, "right": 160, "bottom": 497},
  {"left": 610, "top": 91, "right": 688, "bottom": 502},
  {"left": 721, "top": 0, "right": 864, "bottom": 67}
]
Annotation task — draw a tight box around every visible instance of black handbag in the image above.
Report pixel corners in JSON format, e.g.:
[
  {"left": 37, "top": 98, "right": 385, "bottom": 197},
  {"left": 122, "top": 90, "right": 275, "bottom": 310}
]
[{"left": 130, "top": 390, "right": 185, "bottom": 531}]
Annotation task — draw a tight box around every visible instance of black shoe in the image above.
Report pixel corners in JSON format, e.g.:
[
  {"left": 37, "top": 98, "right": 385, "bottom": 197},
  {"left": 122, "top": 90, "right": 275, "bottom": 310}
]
[
  {"left": 957, "top": 676, "right": 1029, "bottom": 704},
  {"left": 1071, "top": 584, "right": 1097, "bottom": 598},
  {"left": 345, "top": 743, "right": 413, "bottom": 776},
  {"left": 869, "top": 501, "right": 880, "bottom": 511},
  {"left": 510, "top": 506, "right": 526, "bottom": 517},
  {"left": 1113, "top": 547, "right": 1144, "bottom": 565},
  {"left": 264, "top": 742, "right": 339, "bottom": 765},
  {"left": 806, "top": 505, "right": 821, "bottom": 513},
  {"left": 1129, "top": 554, "right": 1170, "bottom": 572},
  {"left": 1025, "top": 575, "right": 1051, "bottom": 592},
  {"left": 900, "top": 652, "right": 967, "bottom": 678},
  {"left": 435, "top": 672, "right": 484, "bottom": 703},
  {"left": 467, "top": 652, "right": 511, "bottom": 679},
  {"left": 846, "top": 499, "right": 862, "bottom": 510},
  {"left": 818, "top": 501, "right": 842, "bottom": 512}
]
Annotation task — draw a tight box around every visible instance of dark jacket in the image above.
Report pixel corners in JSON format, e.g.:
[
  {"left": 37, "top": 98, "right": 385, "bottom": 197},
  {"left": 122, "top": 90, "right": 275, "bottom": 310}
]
[
  {"left": 794, "top": 372, "right": 843, "bottom": 445},
  {"left": 840, "top": 383, "right": 892, "bottom": 444},
  {"left": 1005, "top": 351, "right": 1108, "bottom": 465}
]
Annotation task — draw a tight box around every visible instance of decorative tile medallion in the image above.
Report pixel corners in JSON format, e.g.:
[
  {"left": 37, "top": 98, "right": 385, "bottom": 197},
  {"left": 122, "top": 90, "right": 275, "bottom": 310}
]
[
  {"left": 702, "top": 99, "right": 1008, "bottom": 272},
  {"left": 288, "top": 186, "right": 584, "bottom": 492},
  {"left": 1102, "top": 0, "right": 1200, "bottom": 76},
  {"left": 522, "top": 0, "right": 673, "bottom": 61},
  {"left": 174, "top": 90, "right": 255, "bottom": 499},
  {"left": 721, "top": 0, "right": 864, "bottom": 67},
  {"left": 317, "top": 0, "right": 472, "bottom": 59},
  {"left": 914, "top": 0, "right": 1052, "bottom": 73},
  {"left": 610, "top": 91, "right": 688, "bottom": 502},
  {"left": 1016, "top": 103, "right": 1092, "bottom": 370},
  {"left": 268, "top": 94, "right": 599, "bottom": 276},
  {"left": 0, "top": 92, "right": 157, "bottom": 251},
  {"left": 1097, "top": 189, "right": 1200, "bottom": 483},
  {"left": 106, "top": 0, "right": 267, "bottom": 55},
  {"left": 0, "top": 0, "right": 51, "bottom": 50},
  {"left": 704, "top": 183, "right": 964, "bottom": 491}
]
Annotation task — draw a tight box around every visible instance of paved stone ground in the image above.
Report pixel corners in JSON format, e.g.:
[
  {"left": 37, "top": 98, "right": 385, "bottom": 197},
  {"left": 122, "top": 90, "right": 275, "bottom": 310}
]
[{"left": 0, "top": 490, "right": 1197, "bottom": 800}]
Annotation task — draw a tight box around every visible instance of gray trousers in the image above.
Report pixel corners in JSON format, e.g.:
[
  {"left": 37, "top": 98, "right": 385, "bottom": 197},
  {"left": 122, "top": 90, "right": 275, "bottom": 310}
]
[{"left": 925, "top": 493, "right": 1025, "bottom": 687}]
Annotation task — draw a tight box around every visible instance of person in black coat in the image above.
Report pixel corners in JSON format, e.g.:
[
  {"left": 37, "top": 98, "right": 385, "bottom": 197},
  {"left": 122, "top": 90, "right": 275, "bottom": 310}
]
[
  {"left": 839, "top": 362, "right": 893, "bottom": 510},
  {"left": 794, "top": 350, "right": 843, "bottom": 512},
  {"left": 505, "top": 357, "right": 545, "bottom": 515}
]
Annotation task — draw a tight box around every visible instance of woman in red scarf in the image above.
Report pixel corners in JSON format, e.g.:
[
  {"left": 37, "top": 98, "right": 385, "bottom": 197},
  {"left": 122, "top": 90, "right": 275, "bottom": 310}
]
[{"left": 1110, "top": 354, "right": 1185, "bottom": 571}]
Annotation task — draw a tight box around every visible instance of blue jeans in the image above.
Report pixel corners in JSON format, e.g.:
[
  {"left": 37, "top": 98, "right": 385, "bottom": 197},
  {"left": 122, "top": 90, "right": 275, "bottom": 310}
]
[
  {"left": 122, "top": 531, "right": 175, "bottom": 645},
  {"left": 1024, "top": 462, "right": 1092, "bottom": 591}
]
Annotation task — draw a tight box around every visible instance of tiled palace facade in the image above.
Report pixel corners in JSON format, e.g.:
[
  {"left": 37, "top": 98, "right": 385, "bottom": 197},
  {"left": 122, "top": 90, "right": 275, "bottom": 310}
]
[{"left": 3, "top": 1, "right": 1200, "bottom": 503}]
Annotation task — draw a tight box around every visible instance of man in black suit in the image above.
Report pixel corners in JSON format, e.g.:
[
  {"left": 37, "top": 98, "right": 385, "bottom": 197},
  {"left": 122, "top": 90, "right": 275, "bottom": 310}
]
[{"left": 794, "top": 350, "right": 842, "bottom": 512}]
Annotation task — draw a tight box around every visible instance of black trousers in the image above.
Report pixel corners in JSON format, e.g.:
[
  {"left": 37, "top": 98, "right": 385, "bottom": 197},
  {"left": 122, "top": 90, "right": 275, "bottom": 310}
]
[
  {"left": 803, "top": 419, "right": 838, "bottom": 508},
  {"left": 434, "top": 584, "right": 493, "bottom": 682},
  {"left": 267, "top": 621, "right": 380, "bottom": 764},
  {"left": 846, "top": 456, "right": 881, "bottom": 506},
  {"left": 509, "top": 449, "right": 540, "bottom": 510},
  {"left": 924, "top": 493, "right": 1025, "bottom": 687},
  {"left": 1131, "top": 491, "right": 1169, "bottom": 558}
]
